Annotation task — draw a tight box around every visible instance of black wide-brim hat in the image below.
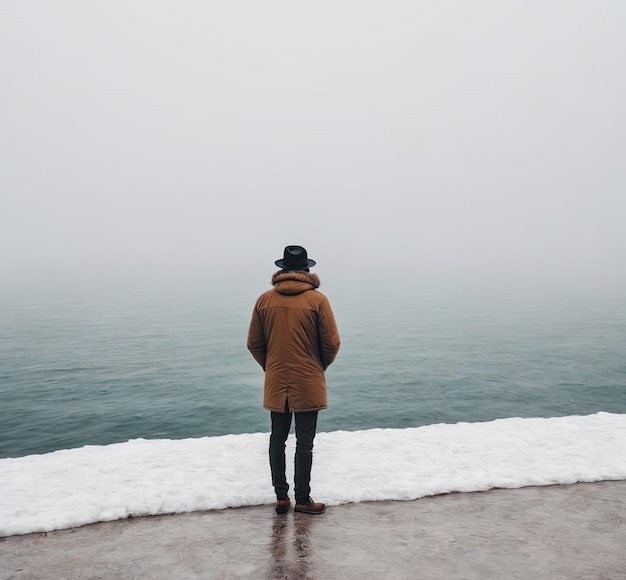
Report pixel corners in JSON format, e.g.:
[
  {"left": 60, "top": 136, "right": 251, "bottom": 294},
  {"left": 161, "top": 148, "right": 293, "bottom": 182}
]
[{"left": 275, "top": 245, "right": 316, "bottom": 270}]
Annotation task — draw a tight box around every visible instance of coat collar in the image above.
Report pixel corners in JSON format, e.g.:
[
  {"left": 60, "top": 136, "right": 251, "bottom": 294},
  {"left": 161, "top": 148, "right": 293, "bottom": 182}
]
[{"left": 271, "top": 270, "right": 320, "bottom": 295}]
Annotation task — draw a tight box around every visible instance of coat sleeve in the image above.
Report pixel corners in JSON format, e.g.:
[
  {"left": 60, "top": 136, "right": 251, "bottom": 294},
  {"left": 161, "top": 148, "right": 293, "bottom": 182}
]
[
  {"left": 318, "top": 297, "right": 340, "bottom": 370},
  {"left": 247, "top": 304, "right": 267, "bottom": 370}
]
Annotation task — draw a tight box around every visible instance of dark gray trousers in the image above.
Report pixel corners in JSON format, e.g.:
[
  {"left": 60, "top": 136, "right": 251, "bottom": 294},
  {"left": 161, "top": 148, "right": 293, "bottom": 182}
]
[{"left": 269, "top": 406, "right": 318, "bottom": 504}]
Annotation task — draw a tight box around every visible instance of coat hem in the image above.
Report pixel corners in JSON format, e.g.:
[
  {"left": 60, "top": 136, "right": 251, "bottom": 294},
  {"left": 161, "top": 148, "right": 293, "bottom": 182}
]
[{"left": 263, "top": 404, "right": 327, "bottom": 413}]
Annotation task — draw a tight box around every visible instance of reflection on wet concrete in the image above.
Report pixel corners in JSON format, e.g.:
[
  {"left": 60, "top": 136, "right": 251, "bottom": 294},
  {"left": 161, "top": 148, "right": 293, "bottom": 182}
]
[{"left": 267, "top": 512, "right": 318, "bottom": 580}]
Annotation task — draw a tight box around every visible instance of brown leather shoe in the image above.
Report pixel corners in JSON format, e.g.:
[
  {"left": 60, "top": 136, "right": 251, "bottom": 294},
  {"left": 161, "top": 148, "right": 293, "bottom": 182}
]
[
  {"left": 275, "top": 498, "right": 291, "bottom": 514},
  {"left": 294, "top": 497, "right": 326, "bottom": 514}
]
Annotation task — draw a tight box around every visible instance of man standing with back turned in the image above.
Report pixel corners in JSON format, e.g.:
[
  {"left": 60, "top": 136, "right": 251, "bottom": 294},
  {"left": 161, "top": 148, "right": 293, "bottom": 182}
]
[{"left": 247, "top": 245, "right": 340, "bottom": 515}]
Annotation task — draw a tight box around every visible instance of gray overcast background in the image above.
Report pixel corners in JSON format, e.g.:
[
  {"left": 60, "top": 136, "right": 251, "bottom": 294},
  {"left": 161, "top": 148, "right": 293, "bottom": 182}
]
[{"left": 1, "top": 1, "right": 624, "bottom": 295}]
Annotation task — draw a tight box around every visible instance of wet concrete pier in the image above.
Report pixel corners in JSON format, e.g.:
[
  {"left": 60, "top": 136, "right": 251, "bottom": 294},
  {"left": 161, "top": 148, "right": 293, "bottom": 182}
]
[{"left": 2, "top": 481, "right": 625, "bottom": 579}]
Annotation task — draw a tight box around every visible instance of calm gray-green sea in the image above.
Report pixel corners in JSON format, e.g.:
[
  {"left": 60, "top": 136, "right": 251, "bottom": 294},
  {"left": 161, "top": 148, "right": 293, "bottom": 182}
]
[{"left": 1, "top": 283, "right": 625, "bottom": 459}]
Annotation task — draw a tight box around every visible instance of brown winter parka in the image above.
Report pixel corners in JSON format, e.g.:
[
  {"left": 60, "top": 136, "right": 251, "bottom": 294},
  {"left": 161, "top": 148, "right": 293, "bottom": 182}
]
[{"left": 247, "top": 270, "right": 340, "bottom": 413}]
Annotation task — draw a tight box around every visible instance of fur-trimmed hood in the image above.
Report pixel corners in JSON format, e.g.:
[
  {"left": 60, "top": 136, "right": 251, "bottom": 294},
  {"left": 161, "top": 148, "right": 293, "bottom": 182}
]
[{"left": 271, "top": 270, "right": 320, "bottom": 295}]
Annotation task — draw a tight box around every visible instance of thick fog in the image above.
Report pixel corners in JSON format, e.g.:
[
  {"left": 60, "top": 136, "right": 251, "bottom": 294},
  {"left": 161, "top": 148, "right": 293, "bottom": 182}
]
[{"left": 1, "top": 1, "right": 624, "bottom": 296}]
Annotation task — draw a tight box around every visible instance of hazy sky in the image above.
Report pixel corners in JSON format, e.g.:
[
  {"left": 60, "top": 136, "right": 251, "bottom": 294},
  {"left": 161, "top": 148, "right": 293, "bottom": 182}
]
[{"left": 1, "top": 1, "right": 624, "bottom": 293}]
